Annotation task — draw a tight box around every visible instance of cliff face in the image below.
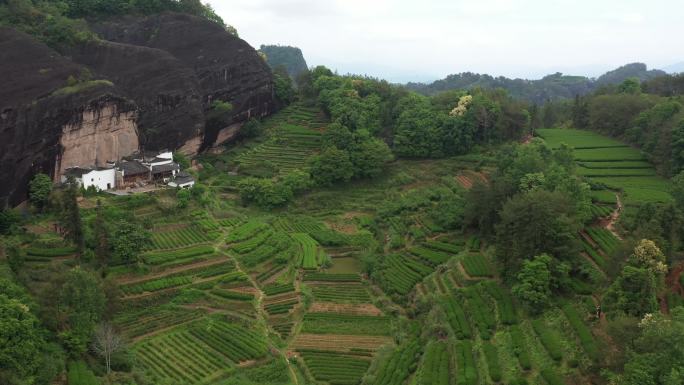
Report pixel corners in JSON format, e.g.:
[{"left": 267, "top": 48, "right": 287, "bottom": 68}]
[
  {"left": 68, "top": 40, "right": 205, "bottom": 152},
  {"left": 259, "top": 45, "right": 309, "bottom": 81},
  {"left": 1, "top": 13, "right": 275, "bottom": 207},
  {"left": 92, "top": 12, "right": 275, "bottom": 150},
  {"left": 0, "top": 28, "right": 139, "bottom": 207},
  {"left": 56, "top": 101, "right": 139, "bottom": 177}
]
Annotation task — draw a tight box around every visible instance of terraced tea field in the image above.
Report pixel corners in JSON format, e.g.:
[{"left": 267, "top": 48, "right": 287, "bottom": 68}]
[
  {"left": 537, "top": 128, "right": 672, "bottom": 205},
  {"left": 237, "top": 104, "right": 324, "bottom": 173}
]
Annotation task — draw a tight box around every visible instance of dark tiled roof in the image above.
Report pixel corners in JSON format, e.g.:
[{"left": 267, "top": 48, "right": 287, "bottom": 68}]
[
  {"left": 173, "top": 172, "right": 195, "bottom": 185},
  {"left": 63, "top": 167, "right": 91, "bottom": 178},
  {"left": 119, "top": 160, "right": 149, "bottom": 175},
  {"left": 152, "top": 162, "right": 180, "bottom": 174}
]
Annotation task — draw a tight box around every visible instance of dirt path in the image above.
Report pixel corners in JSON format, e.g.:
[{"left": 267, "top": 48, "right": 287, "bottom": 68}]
[{"left": 604, "top": 194, "right": 623, "bottom": 240}]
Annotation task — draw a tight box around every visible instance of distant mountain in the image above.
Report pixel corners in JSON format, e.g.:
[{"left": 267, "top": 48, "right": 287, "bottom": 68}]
[
  {"left": 594, "top": 63, "right": 665, "bottom": 86},
  {"left": 662, "top": 62, "right": 684, "bottom": 74},
  {"left": 407, "top": 63, "right": 666, "bottom": 104},
  {"left": 259, "top": 45, "right": 308, "bottom": 81}
]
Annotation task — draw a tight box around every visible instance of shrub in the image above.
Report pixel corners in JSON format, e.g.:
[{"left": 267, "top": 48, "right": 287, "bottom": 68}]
[
  {"left": 483, "top": 342, "right": 502, "bottom": 382},
  {"left": 562, "top": 304, "right": 599, "bottom": 361},
  {"left": 510, "top": 326, "right": 531, "bottom": 370},
  {"left": 531, "top": 319, "right": 563, "bottom": 362}
]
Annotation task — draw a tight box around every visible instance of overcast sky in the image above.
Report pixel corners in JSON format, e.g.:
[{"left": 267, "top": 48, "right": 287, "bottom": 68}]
[{"left": 210, "top": 0, "right": 684, "bottom": 83}]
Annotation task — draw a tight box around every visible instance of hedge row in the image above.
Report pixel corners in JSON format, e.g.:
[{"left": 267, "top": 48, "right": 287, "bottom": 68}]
[
  {"left": 510, "top": 325, "right": 532, "bottom": 370},
  {"left": 483, "top": 342, "right": 502, "bottom": 382},
  {"left": 562, "top": 304, "right": 599, "bottom": 361},
  {"left": 531, "top": 319, "right": 563, "bottom": 362},
  {"left": 455, "top": 340, "right": 477, "bottom": 385}
]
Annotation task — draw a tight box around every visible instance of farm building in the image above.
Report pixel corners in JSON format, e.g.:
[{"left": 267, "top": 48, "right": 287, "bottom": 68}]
[
  {"left": 59, "top": 150, "right": 190, "bottom": 191},
  {"left": 61, "top": 167, "right": 116, "bottom": 191},
  {"left": 168, "top": 172, "right": 195, "bottom": 189},
  {"left": 117, "top": 160, "right": 150, "bottom": 187}
]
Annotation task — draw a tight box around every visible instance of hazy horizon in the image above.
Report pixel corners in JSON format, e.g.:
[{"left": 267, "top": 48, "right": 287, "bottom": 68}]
[{"left": 211, "top": 0, "right": 683, "bottom": 83}]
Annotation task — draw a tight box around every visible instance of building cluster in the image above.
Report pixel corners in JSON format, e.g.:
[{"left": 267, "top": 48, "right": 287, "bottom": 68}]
[{"left": 60, "top": 151, "right": 195, "bottom": 192}]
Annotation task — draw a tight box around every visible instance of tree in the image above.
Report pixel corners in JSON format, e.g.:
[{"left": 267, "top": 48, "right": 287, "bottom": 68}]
[
  {"left": 56, "top": 268, "right": 105, "bottom": 354},
  {"left": 282, "top": 169, "right": 312, "bottom": 194},
  {"left": 0, "top": 294, "right": 45, "bottom": 383},
  {"left": 495, "top": 190, "right": 580, "bottom": 276},
  {"left": 572, "top": 94, "right": 590, "bottom": 128},
  {"left": 60, "top": 177, "right": 84, "bottom": 255},
  {"left": 176, "top": 188, "right": 191, "bottom": 208},
  {"left": 672, "top": 170, "right": 684, "bottom": 209},
  {"left": 7, "top": 244, "right": 24, "bottom": 274},
  {"left": 111, "top": 221, "right": 150, "bottom": 266},
  {"left": 93, "top": 199, "right": 109, "bottom": 268},
  {"left": 604, "top": 266, "right": 658, "bottom": 317},
  {"left": 92, "top": 322, "right": 124, "bottom": 374},
  {"left": 512, "top": 254, "right": 553, "bottom": 314},
  {"left": 629, "top": 239, "right": 668, "bottom": 276},
  {"left": 240, "top": 118, "right": 263, "bottom": 139},
  {"left": 29, "top": 173, "right": 52, "bottom": 211},
  {"left": 618, "top": 309, "right": 684, "bottom": 384},
  {"left": 237, "top": 177, "right": 293, "bottom": 209},
  {"left": 308, "top": 147, "right": 354, "bottom": 186},
  {"left": 0, "top": 209, "right": 19, "bottom": 235},
  {"left": 618, "top": 77, "right": 642, "bottom": 94},
  {"left": 350, "top": 136, "right": 394, "bottom": 178},
  {"left": 273, "top": 66, "right": 296, "bottom": 105}
]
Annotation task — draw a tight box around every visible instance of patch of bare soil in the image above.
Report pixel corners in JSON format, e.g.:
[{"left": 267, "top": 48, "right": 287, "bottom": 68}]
[
  {"left": 456, "top": 174, "right": 473, "bottom": 189},
  {"left": 229, "top": 286, "right": 259, "bottom": 295},
  {"left": 603, "top": 194, "right": 623, "bottom": 240},
  {"left": 325, "top": 220, "right": 358, "bottom": 235},
  {"left": 292, "top": 334, "right": 392, "bottom": 352},
  {"left": 309, "top": 302, "right": 382, "bottom": 316}
]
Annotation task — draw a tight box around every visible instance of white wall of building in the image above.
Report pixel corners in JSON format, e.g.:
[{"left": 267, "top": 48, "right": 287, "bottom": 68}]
[{"left": 82, "top": 169, "right": 116, "bottom": 191}]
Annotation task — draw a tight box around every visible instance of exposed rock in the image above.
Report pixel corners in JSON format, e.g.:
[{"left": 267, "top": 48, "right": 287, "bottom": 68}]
[
  {"left": 55, "top": 102, "right": 139, "bottom": 178},
  {"left": 259, "top": 44, "right": 309, "bottom": 81},
  {"left": 67, "top": 40, "right": 205, "bottom": 152},
  {"left": 0, "top": 27, "right": 137, "bottom": 207},
  {"left": 92, "top": 12, "right": 275, "bottom": 150},
  {"left": 1, "top": 13, "right": 276, "bottom": 207}
]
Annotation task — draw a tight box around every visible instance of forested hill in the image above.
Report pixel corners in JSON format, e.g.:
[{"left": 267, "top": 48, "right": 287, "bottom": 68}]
[
  {"left": 407, "top": 62, "right": 666, "bottom": 104},
  {"left": 259, "top": 45, "right": 309, "bottom": 81}
]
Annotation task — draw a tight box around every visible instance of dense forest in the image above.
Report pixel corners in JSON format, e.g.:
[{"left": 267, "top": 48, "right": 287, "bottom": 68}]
[
  {"left": 4, "top": 4, "right": 684, "bottom": 385},
  {"left": 407, "top": 63, "right": 667, "bottom": 104}
]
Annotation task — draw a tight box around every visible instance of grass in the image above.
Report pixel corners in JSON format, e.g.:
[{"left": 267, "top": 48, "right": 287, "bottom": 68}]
[
  {"left": 52, "top": 79, "right": 113, "bottom": 96},
  {"left": 67, "top": 361, "right": 99, "bottom": 385}
]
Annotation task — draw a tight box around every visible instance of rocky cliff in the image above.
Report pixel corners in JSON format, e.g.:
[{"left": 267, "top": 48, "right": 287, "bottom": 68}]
[
  {"left": 0, "top": 27, "right": 138, "bottom": 207},
  {"left": 92, "top": 12, "right": 275, "bottom": 151},
  {"left": 0, "top": 13, "right": 275, "bottom": 207},
  {"left": 259, "top": 45, "right": 309, "bottom": 81}
]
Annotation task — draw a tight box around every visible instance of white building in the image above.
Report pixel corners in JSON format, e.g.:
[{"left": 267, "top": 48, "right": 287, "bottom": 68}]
[{"left": 62, "top": 167, "right": 116, "bottom": 191}]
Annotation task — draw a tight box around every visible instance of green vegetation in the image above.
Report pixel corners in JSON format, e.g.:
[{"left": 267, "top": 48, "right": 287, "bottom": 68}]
[
  {"left": 7, "top": 60, "right": 684, "bottom": 385},
  {"left": 302, "top": 313, "right": 391, "bottom": 335},
  {"left": 300, "top": 350, "right": 370, "bottom": 385},
  {"left": 417, "top": 341, "right": 450, "bottom": 385}
]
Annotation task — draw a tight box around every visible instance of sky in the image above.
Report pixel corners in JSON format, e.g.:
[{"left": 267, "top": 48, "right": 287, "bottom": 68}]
[{"left": 210, "top": 0, "right": 684, "bottom": 83}]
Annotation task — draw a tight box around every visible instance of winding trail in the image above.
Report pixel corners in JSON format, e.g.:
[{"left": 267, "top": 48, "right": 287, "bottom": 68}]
[{"left": 603, "top": 194, "right": 623, "bottom": 240}]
